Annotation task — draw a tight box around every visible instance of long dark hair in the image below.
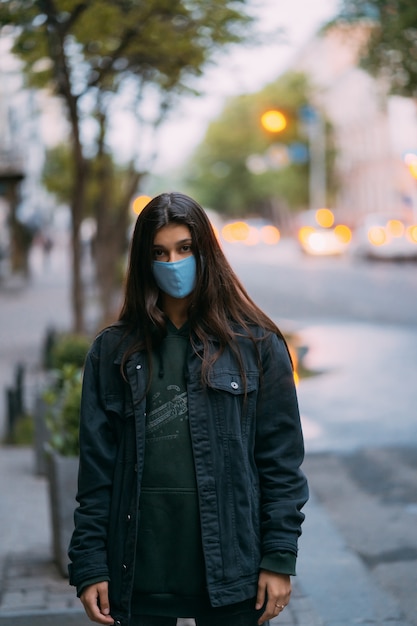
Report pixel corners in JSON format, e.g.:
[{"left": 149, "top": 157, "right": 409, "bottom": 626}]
[{"left": 119, "top": 191, "right": 289, "bottom": 383}]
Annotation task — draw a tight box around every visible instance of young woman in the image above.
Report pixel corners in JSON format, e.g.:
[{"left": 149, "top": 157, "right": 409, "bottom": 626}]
[{"left": 68, "top": 192, "right": 308, "bottom": 626}]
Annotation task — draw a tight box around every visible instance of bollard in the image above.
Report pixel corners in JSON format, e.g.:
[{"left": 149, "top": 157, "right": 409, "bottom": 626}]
[
  {"left": 6, "top": 386, "right": 19, "bottom": 442},
  {"left": 5, "top": 364, "right": 27, "bottom": 443},
  {"left": 15, "top": 362, "right": 25, "bottom": 417},
  {"left": 43, "top": 326, "right": 57, "bottom": 370}
]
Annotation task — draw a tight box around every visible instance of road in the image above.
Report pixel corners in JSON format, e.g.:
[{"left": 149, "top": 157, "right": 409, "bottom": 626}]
[
  {"left": 224, "top": 239, "right": 417, "bottom": 625},
  {"left": 224, "top": 239, "right": 417, "bottom": 327}
]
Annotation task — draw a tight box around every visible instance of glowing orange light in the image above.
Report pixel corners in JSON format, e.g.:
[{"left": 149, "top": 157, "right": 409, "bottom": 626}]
[
  {"left": 406, "top": 224, "right": 417, "bottom": 243},
  {"left": 334, "top": 224, "right": 352, "bottom": 243},
  {"left": 386, "top": 219, "right": 404, "bottom": 238},
  {"left": 404, "top": 153, "right": 417, "bottom": 179},
  {"left": 260, "top": 225, "right": 281, "bottom": 245},
  {"left": 261, "top": 110, "right": 287, "bottom": 133},
  {"left": 298, "top": 226, "right": 316, "bottom": 245},
  {"left": 221, "top": 221, "right": 251, "bottom": 243},
  {"left": 220, "top": 224, "right": 236, "bottom": 243},
  {"left": 368, "top": 226, "right": 387, "bottom": 246},
  {"left": 132, "top": 195, "right": 152, "bottom": 215},
  {"left": 287, "top": 345, "right": 299, "bottom": 385},
  {"left": 409, "top": 162, "right": 417, "bottom": 179},
  {"left": 315, "top": 208, "right": 334, "bottom": 228}
]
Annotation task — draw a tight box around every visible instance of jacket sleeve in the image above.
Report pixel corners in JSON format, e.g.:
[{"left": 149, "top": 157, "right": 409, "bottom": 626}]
[
  {"left": 254, "top": 332, "right": 309, "bottom": 558},
  {"left": 68, "top": 339, "right": 119, "bottom": 588}
]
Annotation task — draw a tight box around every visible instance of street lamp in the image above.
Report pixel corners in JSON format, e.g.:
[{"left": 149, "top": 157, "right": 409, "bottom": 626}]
[{"left": 300, "top": 105, "right": 326, "bottom": 212}]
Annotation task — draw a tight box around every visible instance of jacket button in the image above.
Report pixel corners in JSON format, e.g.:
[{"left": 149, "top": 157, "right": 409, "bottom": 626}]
[
  {"left": 122, "top": 564, "right": 127, "bottom": 570},
  {"left": 136, "top": 364, "right": 142, "bottom": 370},
  {"left": 127, "top": 514, "right": 131, "bottom": 521},
  {"left": 231, "top": 381, "right": 239, "bottom": 389}
]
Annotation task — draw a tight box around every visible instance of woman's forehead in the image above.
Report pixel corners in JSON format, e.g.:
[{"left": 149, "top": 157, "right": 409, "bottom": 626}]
[{"left": 153, "top": 223, "right": 192, "bottom": 246}]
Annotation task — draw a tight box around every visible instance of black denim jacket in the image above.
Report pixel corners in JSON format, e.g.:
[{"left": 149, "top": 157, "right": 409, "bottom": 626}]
[{"left": 68, "top": 323, "right": 308, "bottom": 626}]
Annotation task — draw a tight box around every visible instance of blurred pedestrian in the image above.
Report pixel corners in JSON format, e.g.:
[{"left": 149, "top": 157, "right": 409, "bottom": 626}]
[
  {"left": 41, "top": 230, "right": 54, "bottom": 269},
  {"left": 68, "top": 192, "right": 308, "bottom": 626}
]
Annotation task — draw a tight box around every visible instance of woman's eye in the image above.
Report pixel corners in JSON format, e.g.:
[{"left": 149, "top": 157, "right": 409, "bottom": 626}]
[
  {"left": 181, "top": 245, "right": 192, "bottom": 253},
  {"left": 153, "top": 249, "right": 164, "bottom": 258}
]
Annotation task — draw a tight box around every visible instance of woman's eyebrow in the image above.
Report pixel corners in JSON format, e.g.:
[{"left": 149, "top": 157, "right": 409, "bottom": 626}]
[{"left": 152, "top": 238, "right": 192, "bottom": 248}]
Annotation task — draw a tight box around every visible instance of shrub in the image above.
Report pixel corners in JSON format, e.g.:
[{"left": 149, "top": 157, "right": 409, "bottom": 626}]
[
  {"left": 49, "top": 333, "right": 90, "bottom": 371},
  {"left": 43, "top": 365, "right": 83, "bottom": 457}
]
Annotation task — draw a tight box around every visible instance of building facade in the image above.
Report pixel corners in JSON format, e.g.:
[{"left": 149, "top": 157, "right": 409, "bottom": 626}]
[{"left": 292, "top": 22, "right": 417, "bottom": 223}]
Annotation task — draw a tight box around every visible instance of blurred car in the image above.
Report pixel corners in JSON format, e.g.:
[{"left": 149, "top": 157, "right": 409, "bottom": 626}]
[
  {"left": 221, "top": 218, "right": 281, "bottom": 246},
  {"left": 350, "top": 213, "right": 417, "bottom": 261},
  {"left": 296, "top": 208, "right": 352, "bottom": 256}
]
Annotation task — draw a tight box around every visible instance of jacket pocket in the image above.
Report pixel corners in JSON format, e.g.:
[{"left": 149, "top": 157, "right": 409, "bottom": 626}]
[
  {"left": 103, "top": 391, "right": 134, "bottom": 422},
  {"left": 103, "top": 394, "right": 136, "bottom": 463},
  {"left": 208, "top": 370, "right": 258, "bottom": 437}
]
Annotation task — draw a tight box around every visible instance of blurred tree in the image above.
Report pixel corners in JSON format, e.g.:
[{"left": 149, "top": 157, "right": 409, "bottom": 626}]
[
  {"left": 42, "top": 141, "right": 136, "bottom": 322},
  {"left": 337, "top": 0, "right": 417, "bottom": 98},
  {"left": 42, "top": 144, "right": 74, "bottom": 205},
  {"left": 185, "top": 72, "right": 337, "bottom": 226},
  {"left": 0, "top": 0, "right": 255, "bottom": 331}
]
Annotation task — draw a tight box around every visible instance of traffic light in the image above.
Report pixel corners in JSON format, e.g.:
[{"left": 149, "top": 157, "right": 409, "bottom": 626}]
[{"left": 260, "top": 110, "right": 287, "bottom": 133}]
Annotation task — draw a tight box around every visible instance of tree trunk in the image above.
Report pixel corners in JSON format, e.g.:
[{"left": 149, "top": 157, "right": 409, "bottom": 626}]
[
  {"left": 93, "top": 114, "right": 143, "bottom": 326},
  {"left": 47, "top": 17, "right": 88, "bottom": 333},
  {"left": 94, "top": 167, "right": 141, "bottom": 326},
  {"left": 95, "top": 218, "right": 125, "bottom": 325},
  {"left": 69, "top": 141, "right": 88, "bottom": 333},
  {"left": 70, "top": 202, "right": 84, "bottom": 334}
]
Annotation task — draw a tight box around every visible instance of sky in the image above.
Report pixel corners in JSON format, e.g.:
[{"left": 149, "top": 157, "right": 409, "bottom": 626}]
[{"left": 140, "top": 0, "right": 341, "bottom": 174}]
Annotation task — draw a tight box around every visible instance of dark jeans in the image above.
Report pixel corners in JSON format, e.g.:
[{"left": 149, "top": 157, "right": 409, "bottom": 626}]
[{"left": 136, "top": 615, "right": 269, "bottom": 626}]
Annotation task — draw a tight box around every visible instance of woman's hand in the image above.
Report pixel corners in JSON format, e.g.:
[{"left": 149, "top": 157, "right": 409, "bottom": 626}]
[
  {"left": 255, "top": 570, "right": 291, "bottom": 625},
  {"left": 80, "top": 581, "right": 114, "bottom": 624}
]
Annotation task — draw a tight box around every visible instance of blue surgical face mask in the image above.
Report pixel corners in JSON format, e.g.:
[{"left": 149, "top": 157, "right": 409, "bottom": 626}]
[{"left": 152, "top": 255, "right": 197, "bottom": 299}]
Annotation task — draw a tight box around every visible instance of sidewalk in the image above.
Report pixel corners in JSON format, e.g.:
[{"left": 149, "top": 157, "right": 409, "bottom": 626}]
[
  {"left": 0, "top": 444, "right": 409, "bottom": 626},
  {"left": 0, "top": 242, "right": 415, "bottom": 625},
  {"left": 0, "top": 448, "right": 321, "bottom": 626}
]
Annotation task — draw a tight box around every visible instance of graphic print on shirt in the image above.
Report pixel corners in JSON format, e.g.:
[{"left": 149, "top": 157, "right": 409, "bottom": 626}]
[{"left": 146, "top": 384, "right": 188, "bottom": 441}]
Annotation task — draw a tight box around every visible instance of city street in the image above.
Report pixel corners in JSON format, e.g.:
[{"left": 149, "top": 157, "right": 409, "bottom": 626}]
[
  {"left": 0, "top": 235, "right": 416, "bottom": 624},
  {"left": 224, "top": 240, "right": 417, "bottom": 625}
]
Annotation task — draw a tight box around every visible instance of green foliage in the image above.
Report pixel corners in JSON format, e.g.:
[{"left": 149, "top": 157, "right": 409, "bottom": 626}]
[
  {"left": 337, "top": 0, "right": 417, "bottom": 98},
  {"left": 0, "top": 1, "right": 254, "bottom": 99},
  {"left": 185, "top": 72, "right": 336, "bottom": 218},
  {"left": 42, "top": 144, "right": 75, "bottom": 206},
  {"left": 7, "top": 414, "right": 35, "bottom": 445},
  {"left": 42, "top": 142, "right": 136, "bottom": 220},
  {"left": 49, "top": 333, "right": 90, "bottom": 371},
  {"left": 0, "top": 0, "right": 257, "bottom": 331},
  {"left": 41, "top": 333, "right": 89, "bottom": 456},
  {"left": 43, "top": 365, "right": 83, "bottom": 457}
]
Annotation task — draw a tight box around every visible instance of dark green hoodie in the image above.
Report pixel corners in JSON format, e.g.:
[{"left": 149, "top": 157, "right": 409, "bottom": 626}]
[{"left": 131, "top": 321, "right": 207, "bottom": 617}]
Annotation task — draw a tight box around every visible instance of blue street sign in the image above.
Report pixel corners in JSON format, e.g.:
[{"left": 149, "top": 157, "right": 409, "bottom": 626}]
[
  {"left": 288, "top": 142, "right": 309, "bottom": 163},
  {"left": 299, "top": 105, "right": 318, "bottom": 125}
]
